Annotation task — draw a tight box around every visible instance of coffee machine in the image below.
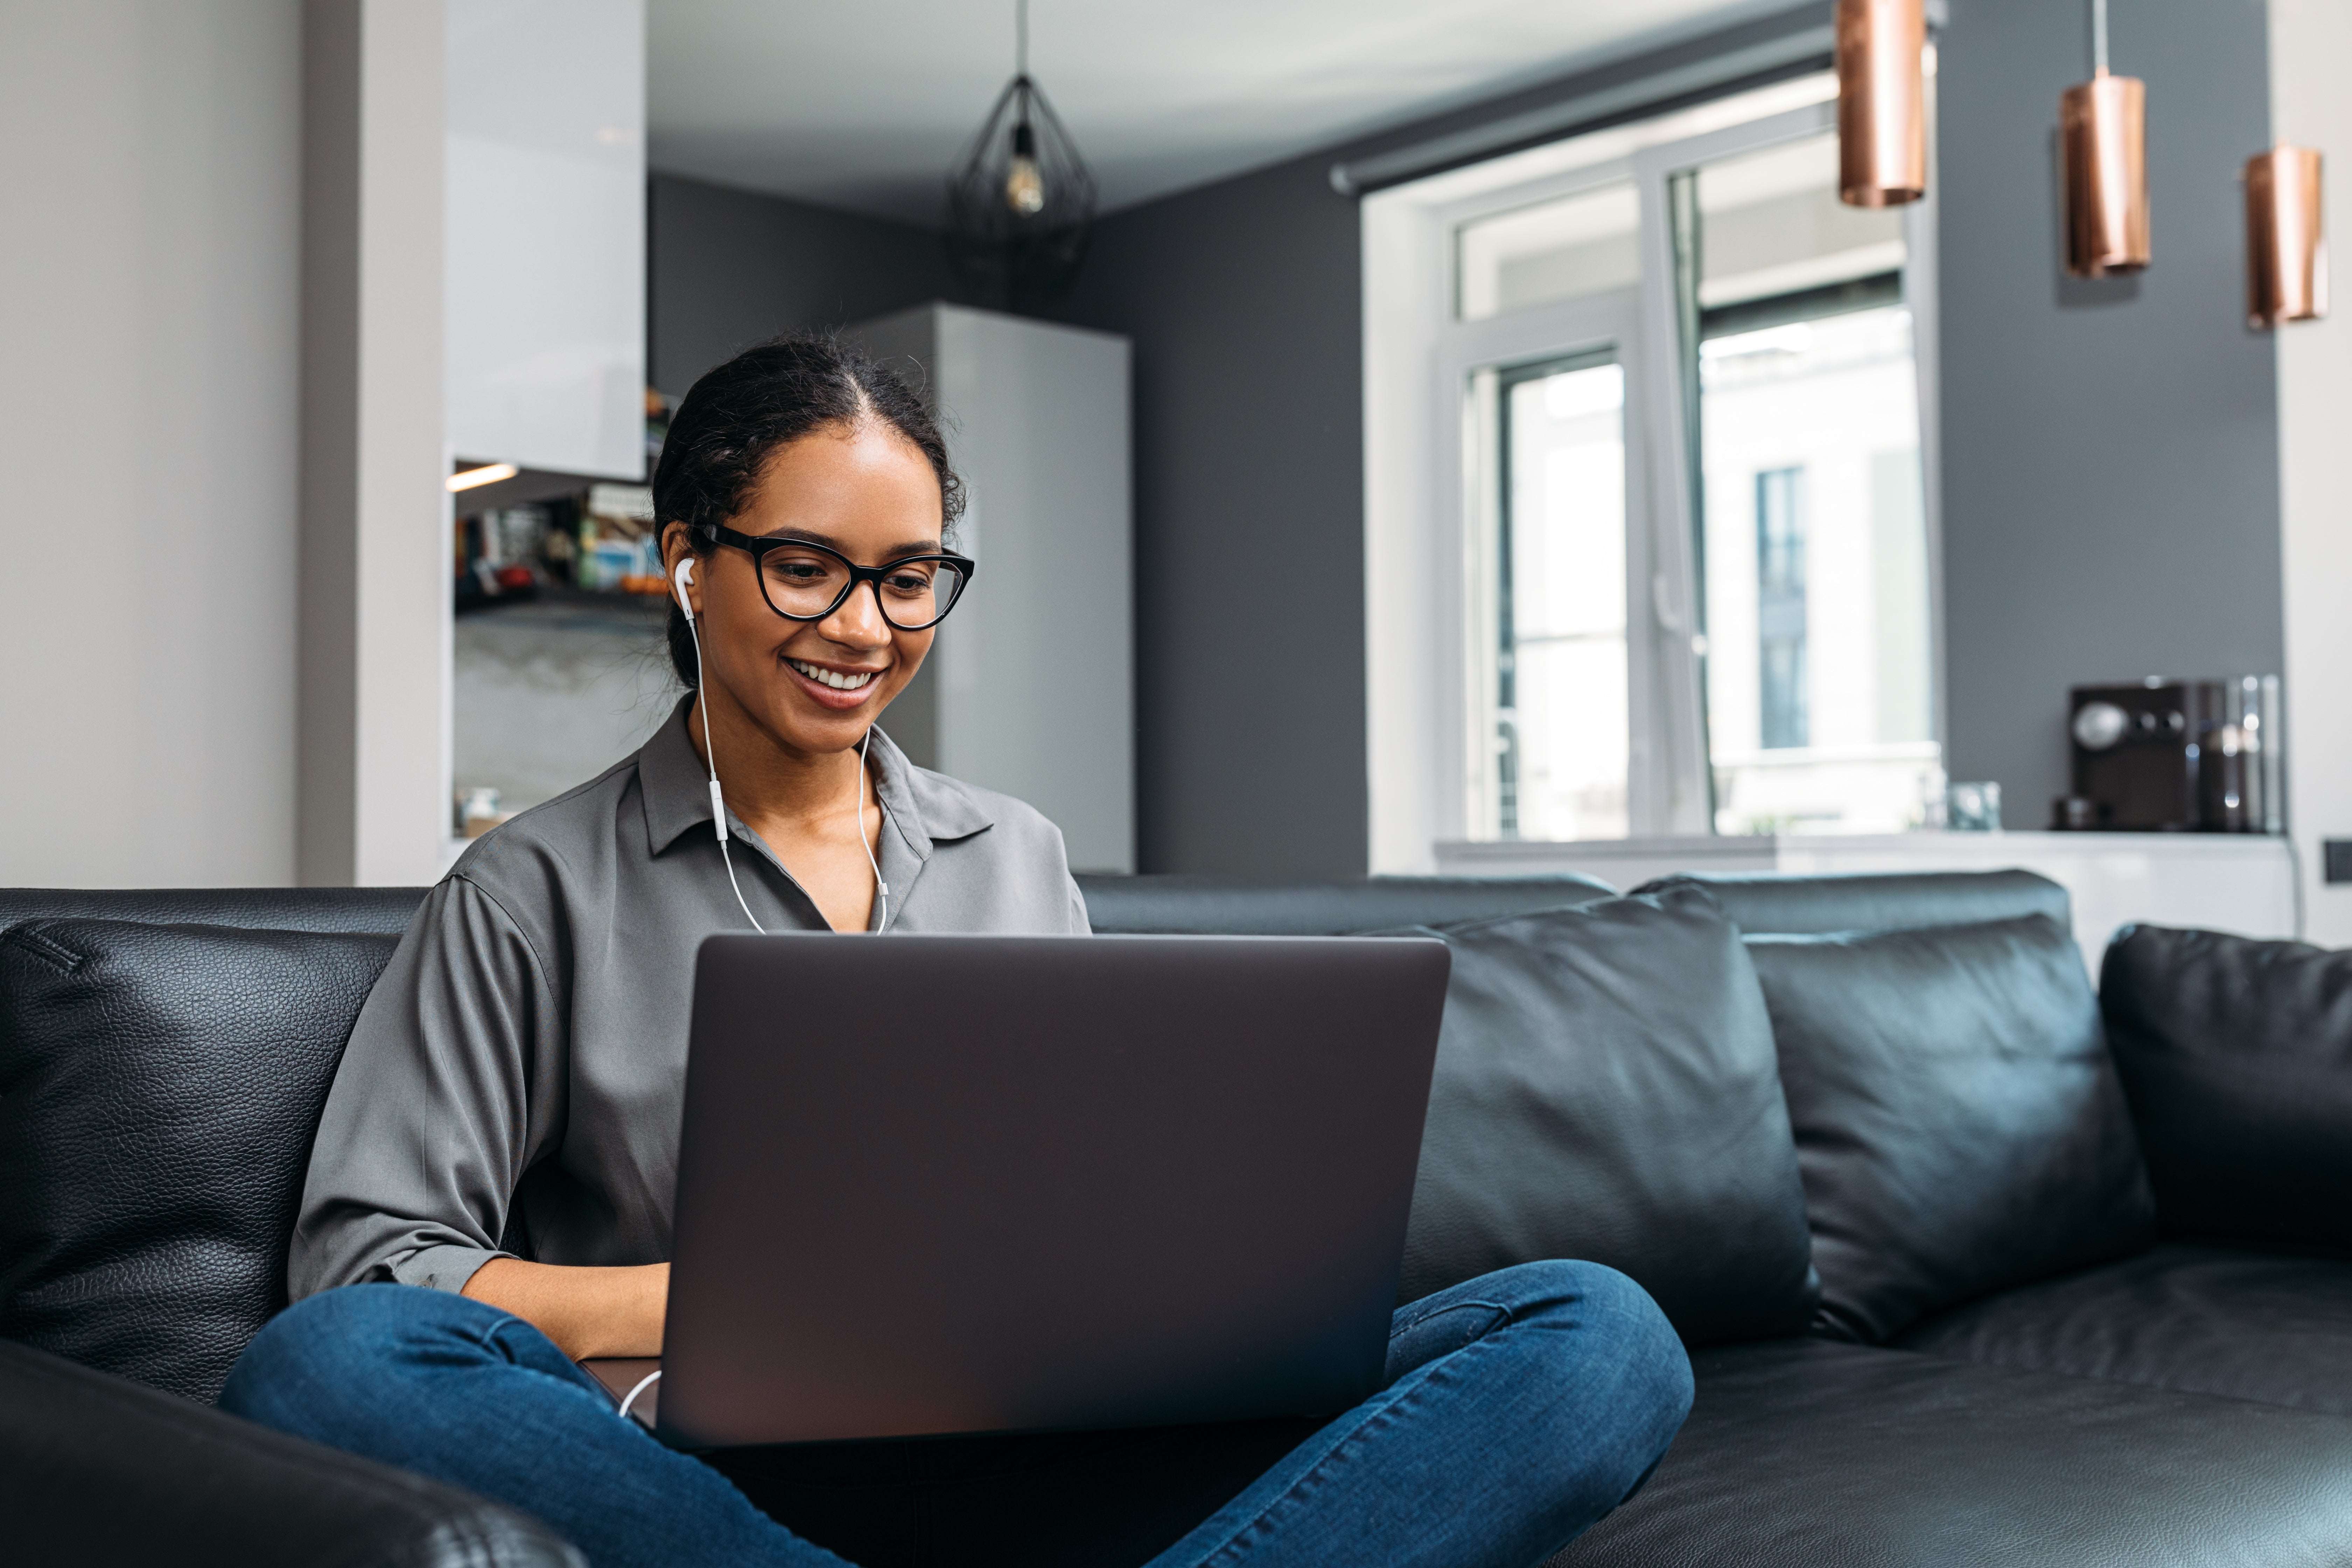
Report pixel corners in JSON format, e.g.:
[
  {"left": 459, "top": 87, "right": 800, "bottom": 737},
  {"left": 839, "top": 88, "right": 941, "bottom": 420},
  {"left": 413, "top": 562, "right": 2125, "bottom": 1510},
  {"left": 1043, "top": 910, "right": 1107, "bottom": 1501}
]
[{"left": 2055, "top": 677, "right": 2281, "bottom": 832}]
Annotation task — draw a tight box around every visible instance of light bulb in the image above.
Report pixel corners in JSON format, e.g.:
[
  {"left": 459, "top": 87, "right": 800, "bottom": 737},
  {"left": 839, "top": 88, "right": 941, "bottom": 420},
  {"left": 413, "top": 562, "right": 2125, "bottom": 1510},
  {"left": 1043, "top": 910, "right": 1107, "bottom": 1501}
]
[
  {"left": 1006, "top": 154, "right": 1044, "bottom": 215},
  {"left": 1004, "top": 120, "right": 1045, "bottom": 215}
]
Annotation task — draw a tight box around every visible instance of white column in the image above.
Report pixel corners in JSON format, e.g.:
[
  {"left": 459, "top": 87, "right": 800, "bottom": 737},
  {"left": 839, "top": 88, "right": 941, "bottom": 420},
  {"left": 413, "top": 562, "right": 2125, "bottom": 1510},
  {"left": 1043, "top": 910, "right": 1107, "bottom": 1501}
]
[
  {"left": 298, "top": 0, "right": 449, "bottom": 886},
  {"left": 2270, "top": 0, "right": 2352, "bottom": 945}
]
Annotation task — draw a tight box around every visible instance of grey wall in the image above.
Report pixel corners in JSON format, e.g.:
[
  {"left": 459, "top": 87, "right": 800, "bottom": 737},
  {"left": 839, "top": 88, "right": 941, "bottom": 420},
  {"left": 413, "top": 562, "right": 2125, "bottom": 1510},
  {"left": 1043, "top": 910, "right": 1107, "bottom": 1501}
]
[
  {"left": 1048, "top": 153, "right": 1366, "bottom": 879},
  {"left": 649, "top": 172, "right": 954, "bottom": 393},
  {"left": 1936, "top": 0, "right": 2282, "bottom": 818}
]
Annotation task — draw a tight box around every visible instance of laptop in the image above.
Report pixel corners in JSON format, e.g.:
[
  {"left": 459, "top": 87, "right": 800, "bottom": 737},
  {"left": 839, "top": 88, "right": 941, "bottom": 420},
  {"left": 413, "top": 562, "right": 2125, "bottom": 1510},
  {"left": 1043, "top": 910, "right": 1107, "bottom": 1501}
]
[{"left": 582, "top": 931, "right": 1450, "bottom": 1450}]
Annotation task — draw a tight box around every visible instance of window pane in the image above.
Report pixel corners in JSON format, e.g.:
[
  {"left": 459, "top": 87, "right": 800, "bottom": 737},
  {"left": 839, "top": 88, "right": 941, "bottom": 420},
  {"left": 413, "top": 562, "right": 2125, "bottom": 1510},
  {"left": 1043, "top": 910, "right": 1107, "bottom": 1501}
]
[
  {"left": 1700, "top": 315, "right": 1936, "bottom": 833},
  {"left": 1456, "top": 182, "right": 1639, "bottom": 321},
  {"left": 1697, "top": 133, "right": 1905, "bottom": 308},
  {"left": 1472, "top": 355, "right": 1630, "bottom": 840},
  {"left": 1693, "top": 131, "right": 1935, "bottom": 836}
]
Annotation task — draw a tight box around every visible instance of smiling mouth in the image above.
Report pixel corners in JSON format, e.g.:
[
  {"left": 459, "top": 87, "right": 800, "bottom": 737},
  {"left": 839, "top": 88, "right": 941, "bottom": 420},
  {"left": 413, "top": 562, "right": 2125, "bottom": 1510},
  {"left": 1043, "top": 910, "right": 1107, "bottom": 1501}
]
[{"left": 788, "top": 657, "right": 881, "bottom": 692}]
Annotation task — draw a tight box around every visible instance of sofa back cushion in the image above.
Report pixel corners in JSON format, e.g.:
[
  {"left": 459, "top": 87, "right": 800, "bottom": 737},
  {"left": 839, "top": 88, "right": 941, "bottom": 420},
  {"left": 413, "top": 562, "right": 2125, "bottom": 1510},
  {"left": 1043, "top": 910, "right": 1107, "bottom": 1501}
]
[
  {"left": 1748, "top": 914, "right": 2155, "bottom": 1343},
  {"left": 2101, "top": 924, "right": 2352, "bottom": 1254},
  {"left": 1395, "top": 889, "right": 1820, "bottom": 1346},
  {"left": 0, "top": 919, "right": 397, "bottom": 1402}
]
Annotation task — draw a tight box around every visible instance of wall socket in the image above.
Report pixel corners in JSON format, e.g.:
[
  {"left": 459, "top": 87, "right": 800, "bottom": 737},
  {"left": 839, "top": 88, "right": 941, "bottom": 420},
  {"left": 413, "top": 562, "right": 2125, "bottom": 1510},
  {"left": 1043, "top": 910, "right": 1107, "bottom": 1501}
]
[{"left": 2326, "top": 842, "right": 2352, "bottom": 885}]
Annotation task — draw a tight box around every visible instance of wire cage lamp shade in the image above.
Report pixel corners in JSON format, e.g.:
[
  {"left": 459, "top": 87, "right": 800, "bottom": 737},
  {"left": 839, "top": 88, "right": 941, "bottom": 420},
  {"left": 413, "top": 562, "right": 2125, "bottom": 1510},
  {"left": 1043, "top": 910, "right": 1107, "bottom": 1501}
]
[{"left": 945, "top": 6, "right": 1097, "bottom": 306}]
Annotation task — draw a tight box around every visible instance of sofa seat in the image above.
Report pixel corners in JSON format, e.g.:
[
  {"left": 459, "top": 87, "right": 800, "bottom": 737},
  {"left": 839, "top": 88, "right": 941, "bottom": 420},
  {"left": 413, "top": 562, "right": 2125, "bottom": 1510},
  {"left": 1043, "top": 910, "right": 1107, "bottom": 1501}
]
[
  {"left": 1895, "top": 1242, "right": 2352, "bottom": 1415},
  {"left": 1549, "top": 1337, "right": 2352, "bottom": 1567}
]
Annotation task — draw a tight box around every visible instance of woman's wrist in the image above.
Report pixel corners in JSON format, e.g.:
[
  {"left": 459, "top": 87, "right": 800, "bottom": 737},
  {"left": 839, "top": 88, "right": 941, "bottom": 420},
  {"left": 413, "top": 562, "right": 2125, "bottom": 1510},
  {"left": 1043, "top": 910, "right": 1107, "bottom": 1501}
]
[{"left": 461, "top": 1258, "right": 669, "bottom": 1360}]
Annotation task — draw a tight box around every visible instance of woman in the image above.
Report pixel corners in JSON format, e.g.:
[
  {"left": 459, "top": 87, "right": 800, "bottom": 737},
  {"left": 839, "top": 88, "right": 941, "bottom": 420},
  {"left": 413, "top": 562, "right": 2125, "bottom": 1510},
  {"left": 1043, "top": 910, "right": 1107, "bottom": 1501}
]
[{"left": 222, "top": 335, "right": 1693, "bottom": 1568}]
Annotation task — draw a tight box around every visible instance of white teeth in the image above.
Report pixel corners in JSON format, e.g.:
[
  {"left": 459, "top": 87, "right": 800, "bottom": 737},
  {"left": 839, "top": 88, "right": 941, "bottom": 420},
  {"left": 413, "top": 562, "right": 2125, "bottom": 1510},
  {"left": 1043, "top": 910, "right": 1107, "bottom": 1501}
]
[{"left": 789, "top": 658, "right": 878, "bottom": 692}]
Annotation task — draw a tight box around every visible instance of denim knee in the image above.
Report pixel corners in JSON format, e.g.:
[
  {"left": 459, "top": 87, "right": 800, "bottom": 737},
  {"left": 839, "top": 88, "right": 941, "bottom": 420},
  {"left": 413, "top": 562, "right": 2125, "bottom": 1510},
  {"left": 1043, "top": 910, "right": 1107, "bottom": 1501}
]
[
  {"left": 1512, "top": 1260, "right": 1695, "bottom": 1438},
  {"left": 219, "top": 1283, "right": 525, "bottom": 1433}
]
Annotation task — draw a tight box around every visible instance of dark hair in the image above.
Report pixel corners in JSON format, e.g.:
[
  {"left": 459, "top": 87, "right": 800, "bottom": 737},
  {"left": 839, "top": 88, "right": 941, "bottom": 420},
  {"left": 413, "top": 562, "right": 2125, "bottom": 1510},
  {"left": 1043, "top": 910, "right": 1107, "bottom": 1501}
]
[{"left": 652, "top": 332, "right": 965, "bottom": 688}]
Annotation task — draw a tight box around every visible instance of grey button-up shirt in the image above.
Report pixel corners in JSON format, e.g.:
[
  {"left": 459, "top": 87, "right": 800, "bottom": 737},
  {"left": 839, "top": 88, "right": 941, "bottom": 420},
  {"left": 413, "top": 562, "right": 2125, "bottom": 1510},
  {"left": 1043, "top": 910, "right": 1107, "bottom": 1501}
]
[{"left": 288, "top": 696, "right": 1089, "bottom": 1302}]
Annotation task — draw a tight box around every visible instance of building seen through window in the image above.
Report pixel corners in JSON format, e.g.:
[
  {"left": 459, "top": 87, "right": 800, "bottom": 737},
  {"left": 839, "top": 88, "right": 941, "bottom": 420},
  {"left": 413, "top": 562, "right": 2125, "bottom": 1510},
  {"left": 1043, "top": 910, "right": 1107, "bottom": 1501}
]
[{"left": 1754, "top": 466, "right": 1808, "bottom": 752}]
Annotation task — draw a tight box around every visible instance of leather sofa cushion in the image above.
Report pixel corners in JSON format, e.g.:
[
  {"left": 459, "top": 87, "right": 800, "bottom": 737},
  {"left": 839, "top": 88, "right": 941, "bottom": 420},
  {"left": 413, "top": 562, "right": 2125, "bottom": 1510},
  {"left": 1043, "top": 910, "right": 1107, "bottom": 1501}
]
[
  {"left": 1075, "top": 873, "right": 1614, "bottom": 935},
  {"left": 1550, "top": 1337, "right": 2352, "bottom": 1567},
  {"left": 1897, "top": 1243, "right": 2352, "bottom": 1415},
  {"left": 2101, "top": 923, "right": 2352, "bottom": 1254},
  {"left": 0, "top": 1337, "right": 581, "bottom": 1567},
  {"left": 1394, "top": 889, "right": 1820, "bottom": 1345},
  {"left": 0, "top": 919, "right": 397, "bottom": 1402},
  {"left": 1748, "top": 915, "right": 2155, "bottom": 1343},
  {"left": 1633, "top": 868, "right": 2069, "bottom": 936}
]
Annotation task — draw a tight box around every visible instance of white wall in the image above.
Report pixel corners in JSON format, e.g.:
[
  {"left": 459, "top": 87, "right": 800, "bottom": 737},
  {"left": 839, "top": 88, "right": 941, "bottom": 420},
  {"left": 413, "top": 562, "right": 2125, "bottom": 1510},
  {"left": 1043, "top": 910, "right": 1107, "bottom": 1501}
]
[
  {"left": 0, "top": 0, "right": 303, "bottom": 887},
  {"left": 2271, "top": 0, "right": 2352, "bottom": 946}
]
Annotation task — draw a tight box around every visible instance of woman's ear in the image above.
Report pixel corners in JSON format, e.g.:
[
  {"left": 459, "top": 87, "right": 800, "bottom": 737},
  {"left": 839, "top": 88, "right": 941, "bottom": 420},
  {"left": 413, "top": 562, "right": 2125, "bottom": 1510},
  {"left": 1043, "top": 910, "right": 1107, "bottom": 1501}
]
[{"left": 660, "top": 522, "right": 700, "bottom": 614}]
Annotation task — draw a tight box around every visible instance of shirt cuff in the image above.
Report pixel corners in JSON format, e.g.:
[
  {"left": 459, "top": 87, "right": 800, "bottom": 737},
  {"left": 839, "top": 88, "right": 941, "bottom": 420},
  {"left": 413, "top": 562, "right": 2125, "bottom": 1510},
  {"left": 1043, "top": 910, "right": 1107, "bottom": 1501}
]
[{"left": 390, "top": 1242, "right": 509, "bottom": 1294}]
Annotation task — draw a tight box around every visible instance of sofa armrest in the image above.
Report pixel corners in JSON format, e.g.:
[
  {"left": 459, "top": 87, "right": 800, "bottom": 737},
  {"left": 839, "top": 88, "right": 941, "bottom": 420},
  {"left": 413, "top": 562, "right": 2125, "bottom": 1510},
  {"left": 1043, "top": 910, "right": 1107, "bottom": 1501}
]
[{"left": 0, "top": 1337, "right": 581, "bottom": 1567}]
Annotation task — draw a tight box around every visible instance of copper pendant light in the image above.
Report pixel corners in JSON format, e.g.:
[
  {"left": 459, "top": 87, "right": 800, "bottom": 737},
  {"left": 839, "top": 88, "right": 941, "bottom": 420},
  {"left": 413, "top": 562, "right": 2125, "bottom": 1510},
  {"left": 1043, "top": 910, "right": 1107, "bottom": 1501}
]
[
  {"left": 2245, "top": 146, "right": 2326, "bottom": 328},
  {"left": 2060, "top": 0, "right": 2150, "bottom": 278},
  {"left": 1835, "top": 0, "right": 1926, "bottom": 208}
]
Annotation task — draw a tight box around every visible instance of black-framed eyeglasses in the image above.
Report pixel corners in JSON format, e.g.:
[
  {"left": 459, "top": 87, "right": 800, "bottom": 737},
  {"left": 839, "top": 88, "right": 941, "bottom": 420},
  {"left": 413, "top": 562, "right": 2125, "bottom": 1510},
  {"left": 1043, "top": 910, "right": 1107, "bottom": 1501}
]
[{"left": 701, "top": 524, "right": 975, "bottom": 631}]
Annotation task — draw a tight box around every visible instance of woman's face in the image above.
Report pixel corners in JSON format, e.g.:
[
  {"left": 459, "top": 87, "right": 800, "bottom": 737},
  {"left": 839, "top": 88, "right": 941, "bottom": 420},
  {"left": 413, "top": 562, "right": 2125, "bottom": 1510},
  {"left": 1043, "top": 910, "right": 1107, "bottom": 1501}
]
[{"left": 664, "top": 419, "right": 946, "bottom": 760}]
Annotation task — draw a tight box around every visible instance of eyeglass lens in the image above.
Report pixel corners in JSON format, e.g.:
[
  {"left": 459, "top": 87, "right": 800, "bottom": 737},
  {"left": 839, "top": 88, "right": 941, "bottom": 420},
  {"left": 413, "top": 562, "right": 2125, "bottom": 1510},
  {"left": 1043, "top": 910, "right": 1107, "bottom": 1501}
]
[{"left": 760, "top": 546, "right": 969, "bottom": 630}]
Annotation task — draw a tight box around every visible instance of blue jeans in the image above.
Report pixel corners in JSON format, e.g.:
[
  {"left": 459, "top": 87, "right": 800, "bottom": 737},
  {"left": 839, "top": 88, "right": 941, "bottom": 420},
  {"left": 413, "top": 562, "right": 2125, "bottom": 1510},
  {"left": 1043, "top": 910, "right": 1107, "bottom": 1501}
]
[{"left": 220, "top": 1261, "right": 1690, "bottom": 1568}]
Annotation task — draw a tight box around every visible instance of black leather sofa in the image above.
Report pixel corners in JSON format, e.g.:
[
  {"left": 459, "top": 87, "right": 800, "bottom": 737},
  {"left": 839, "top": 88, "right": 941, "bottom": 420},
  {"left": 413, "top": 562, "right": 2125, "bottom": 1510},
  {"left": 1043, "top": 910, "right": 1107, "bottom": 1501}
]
[{"left": 6, "top": 869, "right": 2352, "bottom": 1567}]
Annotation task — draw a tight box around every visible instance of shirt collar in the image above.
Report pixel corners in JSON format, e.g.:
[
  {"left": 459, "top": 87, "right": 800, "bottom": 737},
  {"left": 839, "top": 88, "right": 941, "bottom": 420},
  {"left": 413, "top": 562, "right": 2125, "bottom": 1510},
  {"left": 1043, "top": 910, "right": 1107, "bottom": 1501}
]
[{"left": 637, "top": 694, "right": 996, "bottom": 860}]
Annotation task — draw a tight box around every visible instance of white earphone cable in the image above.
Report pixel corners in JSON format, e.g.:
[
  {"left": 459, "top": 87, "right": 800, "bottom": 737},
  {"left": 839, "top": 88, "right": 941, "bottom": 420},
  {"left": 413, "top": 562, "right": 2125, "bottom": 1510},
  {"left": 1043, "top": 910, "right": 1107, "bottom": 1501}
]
[
  {"left": 859, "top": 726, "right": 889, "bottom": 932},
  {"left": 679, "top": 580, "right": 768, "bottom": 934},
  {"left": 616, "top": 1368, "right": 662, "bottom": 1424}
]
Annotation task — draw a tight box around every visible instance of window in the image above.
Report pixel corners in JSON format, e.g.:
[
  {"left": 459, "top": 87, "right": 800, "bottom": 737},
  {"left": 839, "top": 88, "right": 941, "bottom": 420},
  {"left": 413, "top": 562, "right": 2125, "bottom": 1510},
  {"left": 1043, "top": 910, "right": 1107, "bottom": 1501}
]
[
  {"left": 1483, "top": 352, "right": 1630, "bottom": 841},
  {"left": 1362, "top": 64, "right": 1940, "bottom": 868}
]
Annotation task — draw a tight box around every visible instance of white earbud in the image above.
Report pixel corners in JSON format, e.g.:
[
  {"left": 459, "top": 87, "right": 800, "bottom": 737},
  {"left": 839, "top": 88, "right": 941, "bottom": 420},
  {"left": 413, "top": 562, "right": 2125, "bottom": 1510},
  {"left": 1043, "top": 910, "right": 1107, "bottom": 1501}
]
[{"left": 672, "top": 555, "right": 695, "bottom": 618}]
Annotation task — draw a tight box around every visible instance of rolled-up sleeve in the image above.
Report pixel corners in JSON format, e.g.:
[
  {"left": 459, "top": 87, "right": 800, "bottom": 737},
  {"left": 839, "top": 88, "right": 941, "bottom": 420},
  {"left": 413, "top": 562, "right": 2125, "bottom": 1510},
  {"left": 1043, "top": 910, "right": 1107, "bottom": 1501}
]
[{"left": 288, "top": 875, "right": 565, "bottom": 1300}]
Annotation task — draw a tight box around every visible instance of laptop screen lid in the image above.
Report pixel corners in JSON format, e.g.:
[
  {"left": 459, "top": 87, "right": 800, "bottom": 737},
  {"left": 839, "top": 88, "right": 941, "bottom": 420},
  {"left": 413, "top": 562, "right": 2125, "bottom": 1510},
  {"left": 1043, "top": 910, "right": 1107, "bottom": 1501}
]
[{"left": 658, "top": 932, "right": 1449, "bottom": 1450}]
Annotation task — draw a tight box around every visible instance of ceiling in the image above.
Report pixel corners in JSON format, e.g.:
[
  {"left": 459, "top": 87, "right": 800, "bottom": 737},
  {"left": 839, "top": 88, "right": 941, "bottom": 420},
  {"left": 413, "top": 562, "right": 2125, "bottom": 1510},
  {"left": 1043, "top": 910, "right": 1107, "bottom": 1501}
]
[{"left": 648, "top": 0, "right": 1787, "bottom": 225}]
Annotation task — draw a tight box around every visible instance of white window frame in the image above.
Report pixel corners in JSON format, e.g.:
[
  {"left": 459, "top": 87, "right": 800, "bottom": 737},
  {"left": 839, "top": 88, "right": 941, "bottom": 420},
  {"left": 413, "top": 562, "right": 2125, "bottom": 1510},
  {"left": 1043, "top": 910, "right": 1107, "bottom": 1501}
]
[{"left": 1364, "top": 78, "right": 1944, "bottom": 873}]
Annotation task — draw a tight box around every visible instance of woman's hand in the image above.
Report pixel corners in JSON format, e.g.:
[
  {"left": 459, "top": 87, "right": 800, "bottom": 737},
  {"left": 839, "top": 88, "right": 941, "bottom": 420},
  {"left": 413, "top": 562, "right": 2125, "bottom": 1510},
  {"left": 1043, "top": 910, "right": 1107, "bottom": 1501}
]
[{"left": 461, "top": 1258, "right": 670, "bottom": 1360}]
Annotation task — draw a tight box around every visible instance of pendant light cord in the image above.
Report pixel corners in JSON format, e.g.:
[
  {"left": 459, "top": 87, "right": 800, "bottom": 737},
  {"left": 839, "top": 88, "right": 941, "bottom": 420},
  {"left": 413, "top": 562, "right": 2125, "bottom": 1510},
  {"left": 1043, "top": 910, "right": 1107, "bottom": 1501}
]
[
  {"left": 1016, "top": 0, "right": 1028, "bottom": 78},
  {"left": 2091, "top": 0, "right": 2109, "bottom": 76}
]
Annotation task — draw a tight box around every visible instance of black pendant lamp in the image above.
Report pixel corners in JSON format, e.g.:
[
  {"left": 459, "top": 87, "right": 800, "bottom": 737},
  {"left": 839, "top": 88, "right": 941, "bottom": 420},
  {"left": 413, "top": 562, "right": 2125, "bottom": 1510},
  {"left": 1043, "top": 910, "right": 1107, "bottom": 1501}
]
[{"left": 945, "top": 0, "right": 1097, "bottom": 306}]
